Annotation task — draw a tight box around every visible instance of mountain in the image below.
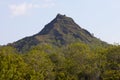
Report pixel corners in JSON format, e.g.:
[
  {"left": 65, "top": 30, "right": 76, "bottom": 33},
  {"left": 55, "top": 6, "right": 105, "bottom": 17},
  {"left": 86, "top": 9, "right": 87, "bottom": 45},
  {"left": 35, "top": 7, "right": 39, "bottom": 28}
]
[{"left": 11, "top": 14, "right": 108, "bottom": 52}]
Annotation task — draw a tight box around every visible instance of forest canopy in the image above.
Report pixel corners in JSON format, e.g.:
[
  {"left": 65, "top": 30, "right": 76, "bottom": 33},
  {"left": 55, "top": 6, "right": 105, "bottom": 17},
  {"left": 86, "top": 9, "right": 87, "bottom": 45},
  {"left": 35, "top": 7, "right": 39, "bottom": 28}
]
[{"left": 0, "top": 43, "right": 120, "bottom": 80}]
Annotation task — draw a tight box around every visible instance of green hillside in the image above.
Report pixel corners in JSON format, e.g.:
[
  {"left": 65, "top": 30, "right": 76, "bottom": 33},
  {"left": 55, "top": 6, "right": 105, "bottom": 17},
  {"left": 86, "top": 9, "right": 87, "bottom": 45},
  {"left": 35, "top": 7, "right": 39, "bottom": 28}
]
[
  {"left": 1, "top": 14, "right": 118, "bottom": 80},
  {"left": 0, "top": 43, "right": 120, "bottom": 80},
  {"left": 11, "top": 14, "right": 108, "bottom": 52}
]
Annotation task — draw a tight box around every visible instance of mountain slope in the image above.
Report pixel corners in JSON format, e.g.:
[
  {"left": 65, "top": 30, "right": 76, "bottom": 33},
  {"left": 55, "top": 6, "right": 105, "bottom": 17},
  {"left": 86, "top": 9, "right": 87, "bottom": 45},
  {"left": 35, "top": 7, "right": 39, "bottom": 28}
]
[{"left": 11, "top": 14, "right": 108, "bottom": 52}]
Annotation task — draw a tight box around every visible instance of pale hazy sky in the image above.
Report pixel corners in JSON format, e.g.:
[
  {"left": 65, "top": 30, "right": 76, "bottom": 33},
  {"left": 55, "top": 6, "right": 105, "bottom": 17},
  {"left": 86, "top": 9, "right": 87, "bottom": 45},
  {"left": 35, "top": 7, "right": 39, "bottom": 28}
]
[{"left": 1, "top": 0, "right": 120, "bottom": 45}]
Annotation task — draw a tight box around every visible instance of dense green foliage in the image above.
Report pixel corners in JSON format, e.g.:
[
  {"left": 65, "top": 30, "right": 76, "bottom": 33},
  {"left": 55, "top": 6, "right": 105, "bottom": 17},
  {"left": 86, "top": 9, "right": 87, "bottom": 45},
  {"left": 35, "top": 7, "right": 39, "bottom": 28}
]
[{"left": 0, "top": 43, "right": 120, "bottom": 80}]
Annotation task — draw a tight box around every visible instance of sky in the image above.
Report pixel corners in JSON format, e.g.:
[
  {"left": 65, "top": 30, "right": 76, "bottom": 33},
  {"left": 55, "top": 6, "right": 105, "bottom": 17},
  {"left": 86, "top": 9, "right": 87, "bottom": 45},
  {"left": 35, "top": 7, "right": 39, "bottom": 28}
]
[{"left": 0, "top": 0, "right": 120, "bottom": 45}]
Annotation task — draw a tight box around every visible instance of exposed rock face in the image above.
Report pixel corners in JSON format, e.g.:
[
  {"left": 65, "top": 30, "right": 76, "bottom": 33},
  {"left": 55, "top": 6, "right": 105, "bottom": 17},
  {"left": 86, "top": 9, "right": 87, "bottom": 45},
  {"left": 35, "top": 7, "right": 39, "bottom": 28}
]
[{"left": 11, "top": 14, "right": 108, "bottom": 52}]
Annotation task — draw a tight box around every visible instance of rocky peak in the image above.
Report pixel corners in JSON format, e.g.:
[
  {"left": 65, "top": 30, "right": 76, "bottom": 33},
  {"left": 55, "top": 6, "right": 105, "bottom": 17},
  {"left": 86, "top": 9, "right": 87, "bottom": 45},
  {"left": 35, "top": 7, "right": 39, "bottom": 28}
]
[
  {"left": 38, "top": 14, "right": 76, "bottom": 35},
  {"left": 12, "top": 14, "right": 108, "bottom": 52},
  {"left": 56, "top": 14, "right": 66, "bottom": 19}
]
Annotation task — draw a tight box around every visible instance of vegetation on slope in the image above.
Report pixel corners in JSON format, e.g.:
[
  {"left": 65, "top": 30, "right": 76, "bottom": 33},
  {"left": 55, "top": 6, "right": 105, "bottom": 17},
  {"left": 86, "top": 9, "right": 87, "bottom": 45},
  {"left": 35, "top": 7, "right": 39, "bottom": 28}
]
[
  {"left": 0, "top": 43, "right": 120, "bottom": 80},
  {"left": 11, "top": 14, "right": 108, "bottom": 52}
]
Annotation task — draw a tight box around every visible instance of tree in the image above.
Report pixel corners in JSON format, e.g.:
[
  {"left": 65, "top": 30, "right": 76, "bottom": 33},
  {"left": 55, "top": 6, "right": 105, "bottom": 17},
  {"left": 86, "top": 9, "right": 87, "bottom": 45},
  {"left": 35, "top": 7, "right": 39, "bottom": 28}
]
[
  {"left": 0, "top": 46, "right": 33, "bottom": 80},
  {"left": 23, "top": 45, "right": 55, "bottom": 80},
  {"left": 102, "top": 46, "right": 120, "bottom": 80}
]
